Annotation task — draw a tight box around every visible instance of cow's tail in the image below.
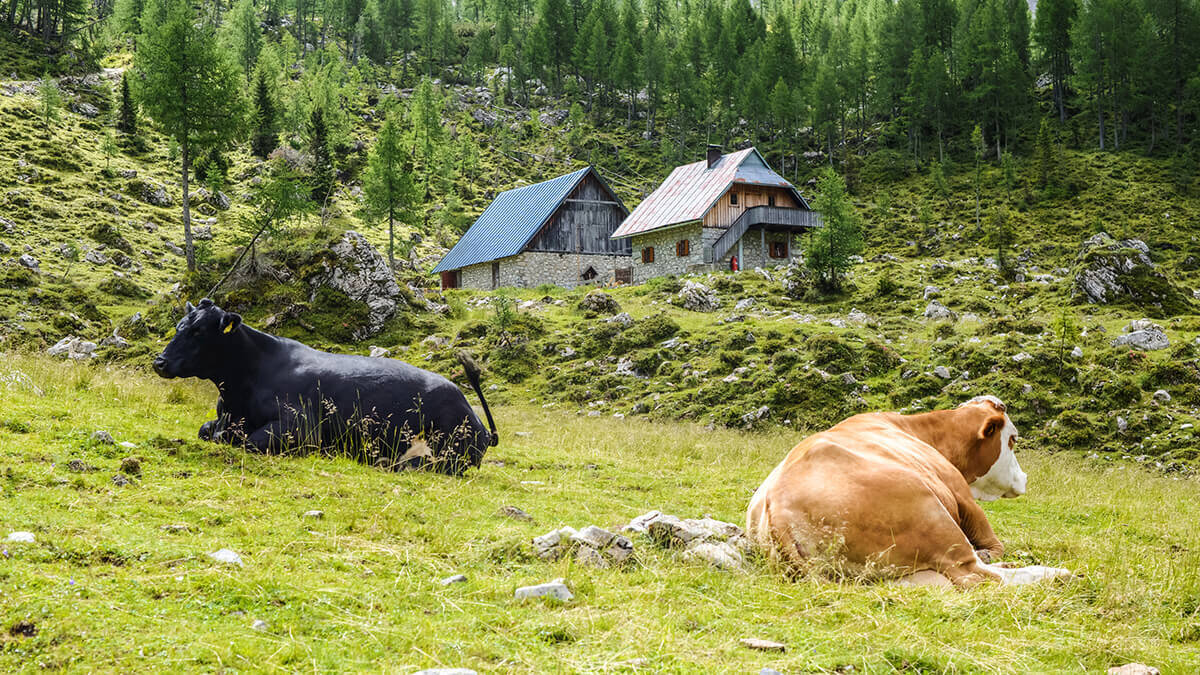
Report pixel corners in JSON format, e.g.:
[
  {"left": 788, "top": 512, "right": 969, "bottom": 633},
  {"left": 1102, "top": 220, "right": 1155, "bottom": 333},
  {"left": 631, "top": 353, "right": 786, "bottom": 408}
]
[{"left": 458, "top": 351, "right": 498, "bottom": 447}]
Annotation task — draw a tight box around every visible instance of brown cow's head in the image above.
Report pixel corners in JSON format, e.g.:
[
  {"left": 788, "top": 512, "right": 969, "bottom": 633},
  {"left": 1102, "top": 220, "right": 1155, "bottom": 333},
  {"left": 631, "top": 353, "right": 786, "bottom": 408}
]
[{"left": 958, "top": 395, "right": 1027, "bottom": 501}]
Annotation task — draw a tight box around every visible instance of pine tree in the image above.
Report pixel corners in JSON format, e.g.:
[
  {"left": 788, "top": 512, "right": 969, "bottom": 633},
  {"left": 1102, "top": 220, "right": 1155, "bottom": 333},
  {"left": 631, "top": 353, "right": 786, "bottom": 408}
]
[
  {"left": 38, "top": 74, "right": 62, "bottom": 135},
  {"left": 251, "top": 68, "right": 277, "bottom": 158},
  {"left": 309, "top": 106, "right": 336, "bottom": 203},
  {"left": 134, "top": 0, "right": 246, "bottom": 272},
  {"left": 364, "top": 108, "right": 417, "bottom": 269},
  {"left": 117, "top": 73, "right": 138, "bottom": 135},
  {"left": 807, "top": 168, "right": 863, "bottom": 290}
]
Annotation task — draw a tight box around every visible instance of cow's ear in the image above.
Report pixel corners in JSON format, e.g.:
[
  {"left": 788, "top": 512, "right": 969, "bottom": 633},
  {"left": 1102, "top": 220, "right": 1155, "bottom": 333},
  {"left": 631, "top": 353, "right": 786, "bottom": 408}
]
[
  {"left": 979, "top": 414, "right": 1005, "bottom": 439},
  {"left": 185, "top": 301, "right": 196, "bottom": 314},
  {"left": 199, "top": 298, "right": 214, "bottom": 309},
  {"left": 221, "top": 312, "right": 242, "bottom": 334}
]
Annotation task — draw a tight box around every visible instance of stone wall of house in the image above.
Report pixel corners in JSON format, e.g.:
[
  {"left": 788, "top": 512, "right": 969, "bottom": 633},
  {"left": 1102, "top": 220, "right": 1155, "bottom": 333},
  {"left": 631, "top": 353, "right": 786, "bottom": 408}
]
[
  {"left": 457, "top": 251, "right": 631, "bottom": 290},
  {"left": 631, "top": 225, "right": 801, "bottom": 282}
]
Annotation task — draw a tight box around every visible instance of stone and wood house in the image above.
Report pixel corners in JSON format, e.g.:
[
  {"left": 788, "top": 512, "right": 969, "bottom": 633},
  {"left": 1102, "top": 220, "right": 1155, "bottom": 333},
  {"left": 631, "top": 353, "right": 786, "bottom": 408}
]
[
  {"left": 611, "top": 147, "right": 821, "bottom": 283},
  {"left": 433, "top": 166, "right": 631, "bottom": 290}
]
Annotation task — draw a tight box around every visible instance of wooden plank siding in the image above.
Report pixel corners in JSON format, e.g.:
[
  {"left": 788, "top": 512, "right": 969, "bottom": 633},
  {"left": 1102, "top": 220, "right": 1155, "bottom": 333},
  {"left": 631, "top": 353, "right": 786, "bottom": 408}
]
[
  {"left": 527, "top": 172, "right": 632, "bottom": 255},
  {"left": 701, "top": 185, "right": 800, "bottom": 228}
]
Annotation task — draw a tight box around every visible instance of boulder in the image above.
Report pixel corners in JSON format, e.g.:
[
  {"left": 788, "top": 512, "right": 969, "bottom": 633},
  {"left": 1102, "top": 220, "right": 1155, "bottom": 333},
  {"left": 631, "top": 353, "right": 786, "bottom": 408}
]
[
  {"left": 538, "top": 109, "right": 568, "bottom": 127},
  {"left": 84, "top": 249, "right": 109, "bottom": 265},
  {"left": 1106, "top": 665, "right": 1159, "bottom": 675},
  {"left": 605, "top": 312, "right": 633, "bottom": 327},
  {"left": 309, "top": 231, "right": 400, "bottom": 339},
  {"left": 18, "top": 253, "right": 38, "bottom": 271},
  {"left": 70, "top": 101, "right": 100, "bottom": 118},
  {"left": 1073, "top": 232, "right": 1192, "bottom": 314},
  {"left": 1111, "top": 320, "right": 1170, "bottom": 351},
  {"left": 579, "top": 290, "right": 620, "bottom": 314},
  {"left": 208, "top": 548, "right": 244, "bottom": 566},
  {"left": 514, "top": 578, "right": 573, "bottom": 601},
  {"left": 682, "top": 540, "right": 743, "bottom": 570},
  {"left": 678, "top": 280, "right": 719, "bottom": 312},
  {"left": 140, "top": 182, "right": 172, "bottom": 207},
  {"left": 47, "top": 336, "right": 97, "bottom": 360},
  {"left": 922, "top": 300, "right": 956, "bottom": 321}
]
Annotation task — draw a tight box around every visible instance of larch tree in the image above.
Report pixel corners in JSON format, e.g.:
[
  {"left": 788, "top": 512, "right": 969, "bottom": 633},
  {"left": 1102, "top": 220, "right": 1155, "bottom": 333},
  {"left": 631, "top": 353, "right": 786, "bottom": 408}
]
[
  {"left": 134, "top": 0, "right": 246, "bottom": 272},
  {"left": 363, "top": 108, "right": 417, "bottom": 269},
  {"left": 220, "top": 0, "right": 262, "bottom": 80},
  {"left": 807, "top": 168, "right": 863, "bottom": 290}
]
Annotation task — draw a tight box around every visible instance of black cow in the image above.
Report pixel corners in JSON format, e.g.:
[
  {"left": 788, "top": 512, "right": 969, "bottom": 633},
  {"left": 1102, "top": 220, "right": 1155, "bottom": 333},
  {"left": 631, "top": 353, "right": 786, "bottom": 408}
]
[{"left": 152, "top": 298, "right": 497, "bottom": 475}]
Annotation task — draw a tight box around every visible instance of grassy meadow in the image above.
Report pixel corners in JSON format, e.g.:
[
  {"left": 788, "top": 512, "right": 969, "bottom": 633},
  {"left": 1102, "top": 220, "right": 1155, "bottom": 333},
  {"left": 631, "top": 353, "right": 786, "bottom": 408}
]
[{"left": 1, "top": 354, "right": 1199, "bottom": 673}]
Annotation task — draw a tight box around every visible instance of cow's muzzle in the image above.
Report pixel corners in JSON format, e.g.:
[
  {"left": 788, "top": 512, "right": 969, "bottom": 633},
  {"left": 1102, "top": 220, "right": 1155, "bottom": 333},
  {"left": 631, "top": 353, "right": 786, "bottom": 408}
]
[{"left": 152, "top": 356, "right": 174, "bottom": 378}]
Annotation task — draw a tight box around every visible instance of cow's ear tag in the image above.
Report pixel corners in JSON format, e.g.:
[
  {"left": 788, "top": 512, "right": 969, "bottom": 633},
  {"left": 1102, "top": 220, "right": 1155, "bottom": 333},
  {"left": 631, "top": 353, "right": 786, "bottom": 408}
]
[{"left": 223, "top": 323, "right": 235, "bottom": 334}]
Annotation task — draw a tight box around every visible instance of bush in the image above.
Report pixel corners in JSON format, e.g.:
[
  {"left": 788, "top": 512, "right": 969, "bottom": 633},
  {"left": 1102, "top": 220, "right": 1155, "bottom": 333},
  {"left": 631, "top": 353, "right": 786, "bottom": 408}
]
[
  {"left": 88, "top": 222, "right": 133, "bottom": 253},
  {"left": 806, "top": 333, "right": 858, "bottom": 373}
]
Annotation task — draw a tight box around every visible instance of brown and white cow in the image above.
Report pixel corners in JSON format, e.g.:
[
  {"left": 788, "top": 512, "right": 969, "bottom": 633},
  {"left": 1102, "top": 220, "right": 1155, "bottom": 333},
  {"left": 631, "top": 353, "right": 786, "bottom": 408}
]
[{"left": 746, "top": 396, "right": 1070, "bottom": 588}]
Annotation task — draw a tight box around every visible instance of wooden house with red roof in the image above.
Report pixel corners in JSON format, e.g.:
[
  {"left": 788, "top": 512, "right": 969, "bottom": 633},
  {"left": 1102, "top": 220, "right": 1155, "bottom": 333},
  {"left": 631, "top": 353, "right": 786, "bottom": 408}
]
[{"left": 611, "top": 146, "right": 821, "bottom": 283}]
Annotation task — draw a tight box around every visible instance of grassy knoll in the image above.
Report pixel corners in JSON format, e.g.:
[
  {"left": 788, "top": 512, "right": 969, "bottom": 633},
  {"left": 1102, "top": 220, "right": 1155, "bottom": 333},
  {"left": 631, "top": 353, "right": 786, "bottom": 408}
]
[{"left": 2, "top": 355, "right": 1199, "bottom": 672}]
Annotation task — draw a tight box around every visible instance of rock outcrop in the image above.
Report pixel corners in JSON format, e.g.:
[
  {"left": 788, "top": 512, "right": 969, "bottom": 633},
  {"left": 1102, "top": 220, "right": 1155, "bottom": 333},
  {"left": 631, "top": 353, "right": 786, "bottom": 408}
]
[
  {"left": 1073, "top": 232, "right": 1192, "bottom": 315},
  {"left": 309, "top": 231, "right": 400, "bottom": 339}
]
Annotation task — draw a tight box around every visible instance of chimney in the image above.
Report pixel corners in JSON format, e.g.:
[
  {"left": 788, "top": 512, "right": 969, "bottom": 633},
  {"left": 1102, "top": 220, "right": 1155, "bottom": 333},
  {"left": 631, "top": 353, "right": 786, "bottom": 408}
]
[{"left": 706, "top": 144, "right": 722, "bottom": 169}]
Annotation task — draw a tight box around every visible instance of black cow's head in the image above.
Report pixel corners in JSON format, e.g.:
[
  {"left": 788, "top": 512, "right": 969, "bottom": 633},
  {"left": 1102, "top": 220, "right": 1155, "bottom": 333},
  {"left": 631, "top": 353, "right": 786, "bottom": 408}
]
[{"left": 153, "top": 298, "right": 242, "bottom": 379}]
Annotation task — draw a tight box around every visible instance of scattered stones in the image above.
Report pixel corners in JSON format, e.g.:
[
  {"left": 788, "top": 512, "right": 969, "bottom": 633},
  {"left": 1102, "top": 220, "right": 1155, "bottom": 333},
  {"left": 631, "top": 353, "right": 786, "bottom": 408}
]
[
  {"left": 119, "top": 456, "right": 141, "bottom": 476},
  {"left": 140, "top": 182, "right": 172, "bottom": 207},
  {"left": 251, "top": 619, "right": 269, "bottom": 632},
  {"left": 1070, "top": 345, "right": 1084, "bottom": 358},
  {"left": 533, "top": 524, "right": 632, "bottom": 567},
  {"left": 1106, "top": 665, "right": 1160, "bottom": 675},
  {"left": 497, "top": 505, "right": 533, "bottom": 521},
  {"left": 734, "top": 298, "right": 756, "bottom": 311},
  {"left": 922, "top": 285, "right": 940, "bottom": 299},
  {"left": 678, "top": 280, "right": 720, "bottom": 312},
  {"left": 192, "top": 225, "right": 212, "bottom": 241},
  {"left": 309, "top": 231, "right": 400, "bottom": 339},
  {"left": 91, "top": 430, "right": 115, "bottom": 444},
  {"left": 514, "top": 578, "right": 573, "bottom": 601},
  {"left": 303, "top": 510, "right": 325, "bottom": 519},
  {"left": 47, "top": 336, "right": 98, "bottom": 360},
  {"left": 615, "top": 357, "right": 640, "bottom": 377},
  {"left": 922, "top": 300, "right": 956, "bottom": 321},
  {"left": 66, "top": 459, "right": 98, "bottom": 473},
  {"left": 538, "top": 109, "right": 568, "bottom": 127},
  {"left": 208, "top": 548, "right": 244, "bottom": 566},
  {"left": 740, "top": 406, "right": 770, "bottom": 426},
  {"left": 683, "top": 541, "right": 743, "bottom": 570},
  {"left": 846, "top": 307, "right": 869, "bottom": 323},
  {"left": 605, "top": 312, "right": 633, "bottom": 327},
  {"left": 440, "top": 574, "right": 468, "bottom": 585},
  {"left": 1012, "top": 353, "right": 1033, "bottom": 363},
  {"left": 579, "top": 289, "right": 621, "bottom": 314},
  {"left": 533, "top": 526, "right": 578, "bottom": 560},
  {"left": 7, "top": 531, "right": 35, "bottom": 543},
  {"left": 18, "top": 253, "right": 38, "bottom": 271},
  {"left": 100, "top": 328, "right": 130, "bottom": 349},
  {"left": 1117, "top": 416, "right": 1128, "bottom": 433},
  {"left": 740, "top": 638, "right": 786, "bottom": 652},
  {"left": 628, "top": 511, "right": 752, "bottom": 571},
  {"left": 111, "top": 473, "right": 130, "bottom": 487},
  {"left": 368, "top": 346, "right": 391, "bottom": 358}
]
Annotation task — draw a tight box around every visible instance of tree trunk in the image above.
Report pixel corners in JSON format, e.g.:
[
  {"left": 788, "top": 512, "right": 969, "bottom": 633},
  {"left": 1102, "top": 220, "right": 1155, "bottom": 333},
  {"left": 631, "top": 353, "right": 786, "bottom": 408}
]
[
  {"left": 388, "top": 209, "right": 395, "bottom": 269},
  {"left": 1098, "top": 105, "right": 1105, "bottom": 150},
  {"left": 182, "top": 139, "right": 196, "bottom": 272}
]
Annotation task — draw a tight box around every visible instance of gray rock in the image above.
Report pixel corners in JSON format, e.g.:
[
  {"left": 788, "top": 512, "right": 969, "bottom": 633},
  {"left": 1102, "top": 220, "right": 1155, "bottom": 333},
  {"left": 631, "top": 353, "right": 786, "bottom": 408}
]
[
  {"left": 615, "top": 357, "right": 639, "bottom": 377},
  {"left": 7, "top": 531, "right": 35, "bottom": 543},
  {"left": 682, "top": 540, "right": 743, "bottom": 570},
  {"left": 111, "top": 473, "right": 131, "bottom": 487},
  {"left": 1117, "top": 416, "right": 1128, "bottom": 432},
  {"left": 193, "top": 225, "right": 212, "bottom": 241},
  {"left": 740, "top": 406, "right": 770, "bottom": 426},
  {"left": 140, "top": 182, "right": 172, "bottom": 207},
  {"left": 1074, "top": 232, "right": 1187, "bottom": 308},
  {"left": 47, "top": 336, "right": 97, "bottom": 359},
  {"left": 646, "top": 515, "right": 708, "bottom": 546},
  {"left": 303, "top": 510, "right": 324, "bottom": 519},
  {"left": 100, "top": 328, "right": 130, "bottom": 349},
  {"left": 678, "top": 281, "right": 719, "bottom": 312},
  {"left": 734, "top": 298, "right": 756, "bottom": 311},
  {"left": 933, "top": 366, "right": 952, "bottom": 379},
  {"left": 1153, "top": 389, "right": 1171, "bottom": 403},
  {"left": 440, "top": 574, "right": 468, "bottom": 585},
  {"left": 840, "top": 372, "right": 858, "bottom": 386},
  {"left": 208, "top": 548, "right": 244, "bottom": 566},
  {"left": 1112, "top": 328, "right": 1169, "bottom": 351},
  {"left": 579, "top": 290, "right": 620, "bottom": 314},
  {"left": 70, "top": 101, "right": 100, "bottom": 118},
  {"left": 532, "top": 526, "right": 578, "bottom": 561},
  {"left": 18, "top": 253, "right": 38, "bottom": 271},
  {"left": 413, "top": 669, "right": 478, "bottom": 675},
  {"left": 846, "top": 307, "right": 868, "bottom": 323},
  {"left": 84, "top": 249, "right": 109, "bottom": 265},
  {"left": 1012, "top": 353, "right": 1033, "bottom": 362},
  {"left": 574, "top": 545, "right": 609, "bottom": 568},
  {"left": 922, "top": 300, "right": 956, "bottom": 321},
  {"left": 538, "top": 109, "right": 568, "bottom": 127},
  {"left": 1106, "top": 665, "right": 1160, "bottom": 675},
  {"left": 514, "top": 578, "right": 573, "bottom": 601},
  {"left": 496, "top": 505, "right": 532, "bottom": 521},
  {"left": 1070, "top": 346, "right": 1084, "bottom": 358},
  {"left": 251, "top": 619, "right": 268, "bottom": 632},
  {"left": 922, "top": 285, "right": 940, "bottom": 299},
  {"left": 740, "top": 638, "right": 786, "bottom": 652},
  {"left": 309, "top": 231, "right": 400, "bottom": 339},
  {"left": 570, "top": 525, "right": 616, "bottom": 549},
  {"left": 91, "top": 430, "right": 115, "bottom": 444},
  {"left": 368, "top": 346, "right": 390, "bottom": 358}
]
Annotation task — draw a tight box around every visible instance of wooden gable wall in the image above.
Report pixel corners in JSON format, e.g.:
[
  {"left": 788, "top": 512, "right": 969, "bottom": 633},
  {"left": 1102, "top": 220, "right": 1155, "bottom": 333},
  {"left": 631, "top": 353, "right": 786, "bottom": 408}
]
[
  {"left": 527, "top": 172, "right": 632, "bottom": 255},
  {"left": 701, "top": 185, "right": 801, "bottom": 228}
]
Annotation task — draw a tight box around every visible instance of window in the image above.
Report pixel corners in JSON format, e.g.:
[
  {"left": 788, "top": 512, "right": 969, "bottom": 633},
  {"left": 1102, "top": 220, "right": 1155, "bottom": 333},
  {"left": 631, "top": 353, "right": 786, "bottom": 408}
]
[
  {"left": 676, "top": 239, "right": 690, "bottom": 257},
  {"left": 729, "top": 192, "right": 738, "bottom": 206},
  {"left": 770, "top": 241, "right": 788, "bottom": 259},
  {"left": 641, "top": 246, "right": 655, "bottom": 263},
  {"left": 768, "top": 194, "right": 776, "bottom": 207}
]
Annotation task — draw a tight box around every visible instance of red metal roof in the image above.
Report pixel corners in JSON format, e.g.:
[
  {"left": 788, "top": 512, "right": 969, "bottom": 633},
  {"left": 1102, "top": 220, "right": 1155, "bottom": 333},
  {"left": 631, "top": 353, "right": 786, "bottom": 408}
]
[{"left": 611, "top": 147, "right": 807, "bottom": 238}]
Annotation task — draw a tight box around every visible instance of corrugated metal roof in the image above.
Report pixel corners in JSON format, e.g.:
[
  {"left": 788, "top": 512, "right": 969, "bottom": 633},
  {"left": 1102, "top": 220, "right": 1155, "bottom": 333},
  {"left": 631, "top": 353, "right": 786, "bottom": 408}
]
[
  {"left": 433, "top": 167, "right": 594, "bottom": 273},
  {"left": 611, "top": 147, "right": 810, "bottom": 239}
]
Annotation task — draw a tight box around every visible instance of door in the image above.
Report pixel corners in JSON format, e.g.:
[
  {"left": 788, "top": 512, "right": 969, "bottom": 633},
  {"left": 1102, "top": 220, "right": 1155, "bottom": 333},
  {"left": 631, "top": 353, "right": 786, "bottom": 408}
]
[{"left": 491, "top": 262, "right": 500, "bottom": 289}]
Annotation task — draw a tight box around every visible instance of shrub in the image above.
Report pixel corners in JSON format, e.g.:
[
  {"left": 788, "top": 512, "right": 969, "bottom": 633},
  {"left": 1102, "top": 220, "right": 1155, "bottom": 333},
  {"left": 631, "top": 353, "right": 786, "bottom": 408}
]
[{"left": 806, "top": 333, "right": 857, "bottom": 373}]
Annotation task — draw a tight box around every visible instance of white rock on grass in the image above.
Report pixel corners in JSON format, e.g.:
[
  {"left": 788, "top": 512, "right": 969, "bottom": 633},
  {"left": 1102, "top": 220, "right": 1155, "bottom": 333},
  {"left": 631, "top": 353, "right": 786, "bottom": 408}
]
[
  {"left": 303, "top": 510, "right": 324, "bottom": 519},
  {"left": 683, "top": 541, "right": 744, "bottom": 570},
  {"left": 440, "top": 574, "right": 468, "bottom": 585},
  {"left": 922, "top": 300, "right": 956, "bottom": 321},
  {"left": 740, "top": 637, "right": 786, "bottom": 652},
  {"left": 251, "top": 619, "right": 268, "bottom": 632},
  {"left": 1070, "top": 346, "right": 1084, "bottom": 358},
  {"left": 514, "top": 578, "right": 573, "bottom": 601},
  {"left": 1106, "top": 664, "right": 1160, "bottom": 675},
  {"left": 92, "top": 430, "right": 115, "bottom": 444},
  {"left": 7, "top": 531, "right": 36, "bottom": 543},
  {"left": 933, "top": 366, "right": 952, "bottom": 380},
  {"left": 47, "top": 336, "right": 98, "bottom": 360},
  {"left": 1153, "top": 389, "right": 1171, "bottom": 403},
  {"left": 1111, "top": 326, "right": 1170, "bottom": 351},
  {"left": 368, "top": 346, "right": 390, "bottom": 358},
  {"left": 412, "top": 669, "right": 479, "bottom": 675},
  {"left": 208, "top": 548, "right": 244, "bottom": 566}
]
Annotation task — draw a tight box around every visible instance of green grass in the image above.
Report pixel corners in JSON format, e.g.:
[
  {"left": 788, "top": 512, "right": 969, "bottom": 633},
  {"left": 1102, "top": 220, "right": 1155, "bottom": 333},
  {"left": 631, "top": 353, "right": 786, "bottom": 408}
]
[{"left": 2, "top": 354, "right": 1199, "bottom": 672}]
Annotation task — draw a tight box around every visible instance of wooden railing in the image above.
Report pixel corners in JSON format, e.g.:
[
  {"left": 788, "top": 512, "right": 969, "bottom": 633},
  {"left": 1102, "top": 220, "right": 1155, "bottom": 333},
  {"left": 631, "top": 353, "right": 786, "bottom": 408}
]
[{"left": 709, "top": 206, "right": 822, "bottom": 263}]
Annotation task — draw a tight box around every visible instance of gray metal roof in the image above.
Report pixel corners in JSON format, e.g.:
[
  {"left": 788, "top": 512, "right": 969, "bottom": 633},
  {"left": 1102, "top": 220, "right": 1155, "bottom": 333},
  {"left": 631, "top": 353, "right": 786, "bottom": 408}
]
[{"left": 433, "top": 167, "right": 596, "bottom": 273}]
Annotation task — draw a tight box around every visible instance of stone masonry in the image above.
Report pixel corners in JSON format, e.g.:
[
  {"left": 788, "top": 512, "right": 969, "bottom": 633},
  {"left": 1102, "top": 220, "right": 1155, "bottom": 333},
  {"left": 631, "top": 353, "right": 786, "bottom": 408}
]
[
  {"left": 458, "top": 251, "right": 631, "bottom": 290},
  {"left": 630, "top": 224, "right": 801, "bottom": 283}
]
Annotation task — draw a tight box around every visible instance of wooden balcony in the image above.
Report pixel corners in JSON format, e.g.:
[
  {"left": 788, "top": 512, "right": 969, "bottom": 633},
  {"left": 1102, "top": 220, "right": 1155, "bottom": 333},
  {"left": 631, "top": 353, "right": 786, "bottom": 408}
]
[{"left": 709, "top": 206, "right": 822, "bottom": 263}]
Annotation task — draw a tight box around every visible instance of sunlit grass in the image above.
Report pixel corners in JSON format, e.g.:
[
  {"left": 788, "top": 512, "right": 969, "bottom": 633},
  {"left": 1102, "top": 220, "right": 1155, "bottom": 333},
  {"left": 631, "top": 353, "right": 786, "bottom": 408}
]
[{"left": 1, "top": 354, "right": 1197, "bottom": 672}]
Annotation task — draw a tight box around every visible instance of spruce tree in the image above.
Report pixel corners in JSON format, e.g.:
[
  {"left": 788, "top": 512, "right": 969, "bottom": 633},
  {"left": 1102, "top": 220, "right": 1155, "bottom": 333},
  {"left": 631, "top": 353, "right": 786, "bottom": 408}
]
[
  {"left": 251, "top": 69, "right": 277, "bottom": 158},
  {"left": 807, "top": 168, "right": 863, "bottom": 290},
  {"left": 309, "top": 106, "right": 336, "bottom": 203},
  {"left": 117, "top": 73, "right": 138, "bottom": 136}
]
